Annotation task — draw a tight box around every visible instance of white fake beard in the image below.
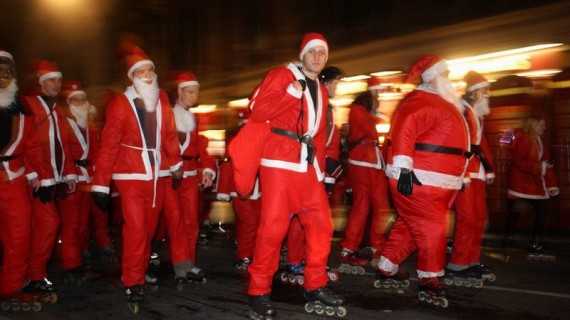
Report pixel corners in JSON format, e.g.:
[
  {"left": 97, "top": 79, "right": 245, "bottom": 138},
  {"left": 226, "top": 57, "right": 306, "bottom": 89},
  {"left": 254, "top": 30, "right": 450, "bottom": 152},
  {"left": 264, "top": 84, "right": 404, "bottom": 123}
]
[
  {"left": 173, "top": 104, "right": 196, "bottom": 133},
  {"left": 70, "top": 102, "right": 89, "bottom": 129},
  {"left": 133, "top": 75, "right": 159, "bottom": 112},
  {"left": 0, "top": 79, "right": 18, "bottom": 109},
  {"left": 435, "top": 76, "right": 463, "bottom": 113},
  {"left": 473, "top": 95, "right": 490, "bottom": 117}
]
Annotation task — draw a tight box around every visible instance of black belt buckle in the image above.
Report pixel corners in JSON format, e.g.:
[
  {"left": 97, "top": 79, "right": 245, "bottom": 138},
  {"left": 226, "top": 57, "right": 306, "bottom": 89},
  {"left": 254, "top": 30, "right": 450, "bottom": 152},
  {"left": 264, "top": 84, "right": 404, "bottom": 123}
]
[{"left": 300, "top": 135, "right": 315, "bottom": 164}]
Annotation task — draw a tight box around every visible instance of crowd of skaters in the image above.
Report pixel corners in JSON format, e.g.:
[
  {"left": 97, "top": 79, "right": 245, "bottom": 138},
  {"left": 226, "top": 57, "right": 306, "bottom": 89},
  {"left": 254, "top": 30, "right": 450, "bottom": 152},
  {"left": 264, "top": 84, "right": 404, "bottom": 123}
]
[{"left": 0, "top": 31, "right": 560, "bottom": 318}]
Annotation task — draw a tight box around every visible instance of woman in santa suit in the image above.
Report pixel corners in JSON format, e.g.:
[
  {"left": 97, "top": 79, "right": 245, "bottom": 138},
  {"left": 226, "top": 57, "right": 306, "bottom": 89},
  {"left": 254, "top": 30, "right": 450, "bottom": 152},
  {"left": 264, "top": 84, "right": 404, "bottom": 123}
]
[{"left": 504, "top": 116, "right": 559, "bottom": 260}]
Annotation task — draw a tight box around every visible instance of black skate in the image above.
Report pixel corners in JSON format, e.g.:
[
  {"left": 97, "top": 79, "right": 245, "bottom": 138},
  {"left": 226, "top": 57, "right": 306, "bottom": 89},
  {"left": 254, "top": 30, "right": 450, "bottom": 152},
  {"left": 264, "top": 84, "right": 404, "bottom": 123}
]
[
  {"left": 99, "top": 245, "right": 119, "bottom": 263},
  {"left": 234, "top": 257, "right": 252, "bottom": 271},
  {"left": 373, "top": 269, "right": 410, "bottom": 289},
  {"left": 337, "top": 249, "right": 368, "bottom": 275},
  {"left": 187, "top": 266, "right": 207, "bottom": 283},
  {"left": 443, "top": 267, "right": 484, "bottom": 288},
  {"left": 64, "top": 266, "right": 100, "bottom": 285},
  {"left": 125, "top": 284, "right": 144, "bottom": 314},
  {"left": 0, "top": 291, "right": 43, "bottom": 312},
  {"left": 175, "top": 276, "right": 188, "bottom": 292},
  {"left": 278, "top": 264, "right": 305, "bottom": 286},
  {"left": 23, "top": 278, "right": 58, "bottom": 304},
  {"left": 145, "top": 272, "right": 159, "bottom": 291},
  {"left": 304, "top": 286, "right": 347, "bottom": 317},
  {"left": 249, "top": 294, "right": 276, "bottom": 320},
  {"left": 418, "top": 277, "right": 449, "bottom": 308},
  {"left": 468, "top": 264, "right": 496, "bottom": 282},
  {"left": 527, "top": 242, "right": 556, "bottom": 262}
]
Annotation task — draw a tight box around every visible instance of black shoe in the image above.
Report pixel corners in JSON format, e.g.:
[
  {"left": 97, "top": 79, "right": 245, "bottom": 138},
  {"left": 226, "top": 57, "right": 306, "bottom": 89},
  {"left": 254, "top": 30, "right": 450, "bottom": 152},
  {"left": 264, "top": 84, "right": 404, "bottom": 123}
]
[
  {"left": 304, "top": 286, "right": 345, "bottom": 306},
  {"left": 249, "top": 294, "right": 276, "bottom": 317},
  {"left": 125, "top": 285, "right": 145, "bottom": 303}
]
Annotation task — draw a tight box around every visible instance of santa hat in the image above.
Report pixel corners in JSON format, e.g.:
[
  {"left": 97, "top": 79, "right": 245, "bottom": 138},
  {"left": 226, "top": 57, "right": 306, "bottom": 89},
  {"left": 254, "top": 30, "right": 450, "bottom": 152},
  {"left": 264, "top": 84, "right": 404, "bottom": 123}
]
[
  {"left": 62, "top": 80, "right": 86, "bottom": 104},
  {"left": 125, "top": 46, "right": 154, "bottom": 80},
  {"left": 299, "top": 32, "right": 329, "bottom": 61},
  {"left": 175, "top": 72, "right": 200, "bottom": 89},
  {"left": 36, "top": 60, "right": 62, "bottom": 83},
  {"left": 367, "top": 77, "right": 385, "bottom": 91},
  {"left": 0, "top": 49, "right": 14, "bottom": 63},
  {"left": 464, "top": 71, "right": 489, "bottom": 92},
  {"left": 405, "top": 55, "right": 447, "bottom": 84}
]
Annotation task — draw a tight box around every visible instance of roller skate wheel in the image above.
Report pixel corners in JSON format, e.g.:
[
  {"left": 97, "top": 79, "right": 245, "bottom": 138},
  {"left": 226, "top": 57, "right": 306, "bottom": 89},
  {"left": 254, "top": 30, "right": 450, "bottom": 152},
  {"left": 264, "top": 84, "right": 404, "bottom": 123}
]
[
  {"left": 329, "top": 270, "right": 340, "bottom": 282},
  {"left": 373, "top": 280, "right": 381, "bottom": 288},
  {"left": 32, "top": 302, "right": 42, "bottom": 312},
  {"left": 201, "top": 278, "right": 207, "bottom": 284},
  {"left": 326, "top": 307, "right": 335, "bottom": 316},
  {"left": 128, "top": 302, "right": 140, "bottom": 314},
  {"left": 418, "top": 291, "right": 426, "bottom": 301},
  {"left": 474, "top": 280, "right": 484, "bottom": 288},
  {"left": 22, "top": 303, "right": 32, "bottom": 311},
  {"left": 485, "top": 274, "right": 496, "bottom": 282},
  {"left": 337, "top": 306, "right": 347, "bottom": 317},
  {"left": 432, "top": 298, "right": 440, "bottom": 306},
  {"left": 464, "top": 280, "right": 472, "bottom": 288},
  {"left": 304, "top": 302, "right": 314, "bottom": 313},
  {"left": 280, "top": 273, "right": 288, "bottom": 283},
  {"left": 1, "top": 301, "right": 10, "bottom": 311},
  {"left": 440, "top": 298, "right": 449, "bottom": 308},
  {"left": 297, "top": 277, "right": 304, "bottom": 286},
  {"left": 443, "top": 278, "right": 453, "bottom": 286},
  {"left": 402, "top": 280, "right": 410, "bottom": 288},
  {"left": 351, "top": 267, "right": 358, "bottom": 275},
  {"left": 315, "top": 305, "right": 325, "bottom": 315},
  {"left": 425, "top": 295, "right": 433, "bottom": 304},
  {"left": 358, "top": 268, "right": 366, "bottom": 275},
  {"left": 177, "top": 284, "right": 184, "bottom": 292},
  {"left": 148, "top": 285, "right": 158, "bottom": 291},
  {"left": 11, "top": 301, "right": 20, "bottom": 311}
]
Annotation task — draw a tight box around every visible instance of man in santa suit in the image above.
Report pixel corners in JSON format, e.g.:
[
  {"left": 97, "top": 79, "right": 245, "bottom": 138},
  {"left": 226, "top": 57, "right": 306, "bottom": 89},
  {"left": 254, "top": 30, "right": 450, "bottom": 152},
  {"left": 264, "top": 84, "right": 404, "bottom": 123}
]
[
  {"left": 91, "top": 45, "right": 182, "bottom": 309},
  {"left": 20, "top": 60, "right": 77, "bottom": 299},
  {"left": 378, "top": 55, "right": 469, "bottom": 306},
  {"left": 160, "top": 72, "right": 216, "bottom": 285},
  {"left": 0, "top": 50, "right": 51, "bottom": 306},
  {"left": 447, "top": 71, "right": 496, "bottom": 282},
  {"left": 243, "top": 33, "right": 345, "bottom": 318},
  {"left": 57, "top": 81, "right": 102, "bottom": 282}
]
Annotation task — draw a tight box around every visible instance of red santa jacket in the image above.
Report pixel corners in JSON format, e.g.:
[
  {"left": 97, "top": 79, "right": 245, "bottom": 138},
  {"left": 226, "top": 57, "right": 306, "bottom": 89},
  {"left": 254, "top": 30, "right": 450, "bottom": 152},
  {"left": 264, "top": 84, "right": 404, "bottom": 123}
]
[
  {"left": 1, "top": 104, "right": 50, "bottom": 183},
  {"left": 462, "top": 100, "right": 494, "bottom": 182},
  {"left": 61, "top": 114, "right": 99, "bottom": 184},
  {"left": 385, "top": 87, "right": 469, "bottom": 190},
  {"left": 20, "top": 95, "right": 77, "bottom": 186},
  {"left": 250, "top": 63, "right": 328, "bottom": 179},
  {"left": 347, "top": 103, "right": 383, "bottom": 169},
  {"left": 92, "top": 87, "right": 182, "bottom": 194},
  {"left": 507, "top": 130, "right": 559, "bottom": 199},
  {"left": 216, "top": 160, "right": 260, "bottom": 201}
]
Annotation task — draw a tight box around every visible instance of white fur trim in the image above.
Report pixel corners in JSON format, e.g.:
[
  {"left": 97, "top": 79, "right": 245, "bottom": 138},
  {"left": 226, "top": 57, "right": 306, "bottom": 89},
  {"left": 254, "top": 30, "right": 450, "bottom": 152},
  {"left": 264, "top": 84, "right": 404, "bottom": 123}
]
[
  {"left": 418, "top": 269, "right": 445, "bottom": 278},
  {"left": 203, "top": 168, "right": 216, "bottom": 180},
  {"left": 299, "top": 39, "right": 328, "bottom": 61},
  {"left": 507, "top": 189, "right": 548, "bottom": 200},
  {"left": 92, "top": 185, "right": 110, "bottom": 194},
  {"left": 0, "top": 51, "right": 14, "bottom": 62},
  {"left": 66, "top": 91, "right": 86, "bottom": 104},
  {"left": 468, "top": 81, "right": 490, "bottom": 92},
  {"left": 287, "top": 83, "right": 303, "bottom": 99},
  {"left": 128, "top": 60, "right": 154, "bottom": 79},
  {"left": 178, "top": 80, "right": 199, "bottom": 89},
  {"left": 392, "top": 155, "right": 413, "bottom": 170},
  {"left": 38, "top": 71, "right": 62, "bottom": 83},
  {"left": 183, "top": 170, "right": 198, "bottom": 178},
  {"left": 385, "top": 165, "right": 463, "bottom": 190},
  {"left": 216, "top": 193, "right": 230, "bottom": 201},
  {"left": 324, "top": 177, "right": 336, "bottom": 183},
  {"left": 379, "top": 256, "right": 399, "bottom": 275},
  {"left": 421, "top": 60, "right": 447, "bottom": 82}
]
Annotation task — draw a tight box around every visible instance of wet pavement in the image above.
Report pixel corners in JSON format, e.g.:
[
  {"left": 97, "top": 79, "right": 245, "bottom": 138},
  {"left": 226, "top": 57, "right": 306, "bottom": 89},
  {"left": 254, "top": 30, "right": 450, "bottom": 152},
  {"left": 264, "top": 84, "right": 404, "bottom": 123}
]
[{"left": 1, "top": 227, "right": 569, "bottom": 320}]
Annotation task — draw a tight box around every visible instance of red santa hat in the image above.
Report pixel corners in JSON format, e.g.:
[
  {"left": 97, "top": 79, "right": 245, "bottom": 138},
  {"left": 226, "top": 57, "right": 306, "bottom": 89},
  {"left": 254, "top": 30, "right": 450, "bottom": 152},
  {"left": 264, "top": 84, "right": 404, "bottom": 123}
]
[
  {"left": 405, "top": 55, "right": 447, "bottom": 84},
  {"left": 125, "top": 46, "right": 154, "bottom": 80},
  {"left": 36, "top": 60, "right": 62, "bottom": 83},
  {"left": 464, "top": 70, "right": 489, "bottom": 92},
  {"left": 367, "top": 77, "right": 385, "bottom": 91},
  {"left": 175, "top": 72, "right": 200, "bottom": 89},
  {"left": 299, "top": 32, "right": 329, "bottom": 61},
  {"left": 62, "top": 80, "right": 86, "bottom": 104},
  {"left": 0, "top": 49, "right": 14, "bottom": 63}
]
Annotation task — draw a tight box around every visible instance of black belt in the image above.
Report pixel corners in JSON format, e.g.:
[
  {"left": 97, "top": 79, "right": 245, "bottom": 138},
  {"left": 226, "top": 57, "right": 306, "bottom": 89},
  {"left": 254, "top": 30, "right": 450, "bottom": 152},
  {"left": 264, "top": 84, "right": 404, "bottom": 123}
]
[
  {"left": 270, "top": 128, "right": 315, "bottom": 164},
  {"left": 349, "top": 140, "right": 379, "bottom": 148},
  {"left": 74, "top": 159, "right": 92, "bottom": 167},
  {"left": 182, "top": 156, "right": 197, "bottom": 161},
  {"left": 414, "top": 143, "right": 472, "bottom": 158},
  {"left": 0, "top": 154, "right": 19, "bottom": 162}
]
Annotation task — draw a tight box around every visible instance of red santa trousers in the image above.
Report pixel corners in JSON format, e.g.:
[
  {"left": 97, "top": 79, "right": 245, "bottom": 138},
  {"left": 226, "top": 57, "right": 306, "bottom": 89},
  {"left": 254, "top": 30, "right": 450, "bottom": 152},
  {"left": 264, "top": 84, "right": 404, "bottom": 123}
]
[
  {"left": 89, "top": 203, "right": 112, "bottom": 249},
  {"left": 57, "top": 182, "right": 91, "bottom": 270},
  {"left": 233, "top": 197, "right": 261, "bottom": 260},
  {"left": 178, "top": 175, "right": 200, "bottom": 264},
  {"left": 114, "top": 179, "right": 164, "bottom": 287},
  {"left": 0, "top": 176, "right": 32, "bottom": 296},
  {"left": 341, "top": 164, "right": 390, "bottom": 252},
  {"left": 286, "top": 215, "right": 306, "bottom": 265},
  {"left": 382, "top": 180, "right": 454, "bottom": 276},
  {"left": 27, "top": 187, "right": 60, "bottom": 281},
  {"left": 450, "top": 179, "right": 487, "bottom": 266},
  {"left": 162, "top": 177, "right": 191, "bottom": 264},
  {"left": 248, "top": 166, "right": 333, "bottom": 295}
]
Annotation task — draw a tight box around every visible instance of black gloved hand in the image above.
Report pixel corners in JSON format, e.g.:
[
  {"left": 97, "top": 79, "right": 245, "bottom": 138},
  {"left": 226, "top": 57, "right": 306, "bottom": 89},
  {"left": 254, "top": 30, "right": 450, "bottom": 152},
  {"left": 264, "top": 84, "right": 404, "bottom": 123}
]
[
  {"left": 171, "top": 168, "right": 183, "bottom": 190},
  {"left": 33, "top": 185, "right": 55, "bottom": 204},
  {"left": 92, "top": 191, "right": 110, "bottom": 211},
  {"left": 325, "top": 158, "right": 343, "bottom": 180},
  {"left": 325, "top": 182, "right": 335, "bottom": 196},
  {"left": 397, "top": 168, "right": 422, "bottom": 196}
]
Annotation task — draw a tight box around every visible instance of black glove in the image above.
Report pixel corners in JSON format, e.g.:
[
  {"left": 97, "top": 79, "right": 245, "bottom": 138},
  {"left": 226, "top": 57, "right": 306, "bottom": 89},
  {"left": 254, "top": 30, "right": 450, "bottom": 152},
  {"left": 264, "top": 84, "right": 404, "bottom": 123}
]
[
  {"left": 171, "top": 169, "right": 183, "bottom": 190},
  {"left": 325, "top": 158, "right": 343, "bottom": 180},
  {"left": 325, "top": 182, "right": 335, "bottom": 196},
  {"left": 33, "top": 185, "right": 55, "bottom": 204},
  {"left": 397, "top": 168, "right": 422, "bottom": 196},
  {"left": 92, "top": 191, "right": 110, "bottom": 211}
]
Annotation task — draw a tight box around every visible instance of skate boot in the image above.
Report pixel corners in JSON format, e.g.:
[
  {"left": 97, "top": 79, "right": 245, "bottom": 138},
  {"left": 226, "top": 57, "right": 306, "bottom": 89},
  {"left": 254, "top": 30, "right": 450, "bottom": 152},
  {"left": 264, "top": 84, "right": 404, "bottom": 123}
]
[
  {"left": 187, "top": 266, "right": 207, "bottom": 283},
  {"left": 249, "top": 294, "right": 276, "bottom": 320},
  {"left": 175, "top": 276, "right": 188, "bottom": 292},
  {"left": 327, "top": 266, "right": 340, "bottom": 282},
  {"left": 145, "top": 271, "right": 159, "bottom": 291},
  {"left": 443, "top": 267, "right": 484, "bottom": 288},
  {"left": 234, "top": 257, "right": 252, "bottom": 271},
  {"left": 149, "top": 251, "right": 160, "bottom": 266},
  {"left": 469, "top": 264, "right": 496, "bottom": 282},
  {"left": 304, "top": 286, "right": 347, "bottom": 317},
  {"left": 337, "top": 249, "right": 368, "bottom": 275},
  {"left": 369, "top": 249, "right": 381, "bottom": 268},
  {"left": 125, "top": 284, "right": 144, "bottom": 314},
  {"left": 279, "top": 264, "right": 305, "bottom": 286},
  {"left": 418, "top": 277, "right": 449, "bottom": 308},
  {"left": 527, "top": 239, "right": 556, "bottom": 262},
  {"left": 63, "top": 266, "right": 99, "bottom": 285},
  {"left": 23, "top": 278, "right": 58, "bottom": 304},
  {"left": 0, "top": 291, "right": 43, "bottom": 312},
  {"left": 99, "top": 245, "right": 119, "bottom": 263},
  {"left": 373, "top": 269, "right": 410, "bottom": 289}
]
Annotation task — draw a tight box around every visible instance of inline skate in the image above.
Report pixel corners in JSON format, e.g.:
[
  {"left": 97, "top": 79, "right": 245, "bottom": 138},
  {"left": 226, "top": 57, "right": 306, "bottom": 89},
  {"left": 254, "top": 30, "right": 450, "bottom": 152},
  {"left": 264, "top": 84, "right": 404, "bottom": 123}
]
[
  {"left": 249, "top": 294, "right": 276, "bottom": 320},
  {"left": 417, "top": 277, "right": 448, "bottom": 308},
  {"left": 469, "top": 263, "right": 496, "bottom": 282},
  {"left": 527, "top": 240, "right": 556, "bottom": 262},
  {"left": 125, "top": 284, "right": 144, "bottom": 314},
  {"left": 304, "top": 286, "right": 347, "bottom": 317},
  {"left": 23, "top": 278, "right": 58, "bottom": 304},
  {"left": 373, "top": 269, "right": 410, "bottom": 289},
  {"left": 234, "top": 257, "right": 252, "bottom": 271},
  {"left": 337, "top": 249, "right": 368, "bottom": 275},
  {"left": 278, "top": 264, "right": 305, "bottom": 286},
  {"left": 63, "top": 266, "right": 99, "bottom": 285},
  {"left": 0, "top": 291, "right": 43, "bottom": 312},
  {"left": 145, "top": 271, "right": 159, "bottom": 291},
  {"left": 443, "top": 267, "right": 484, "bottom": 288},
  {"left": 99, "top": 245, "right": 119, "bottom": 263},
  {"left": 187, "top": 265, "right": 207, "bottom": 283}
]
